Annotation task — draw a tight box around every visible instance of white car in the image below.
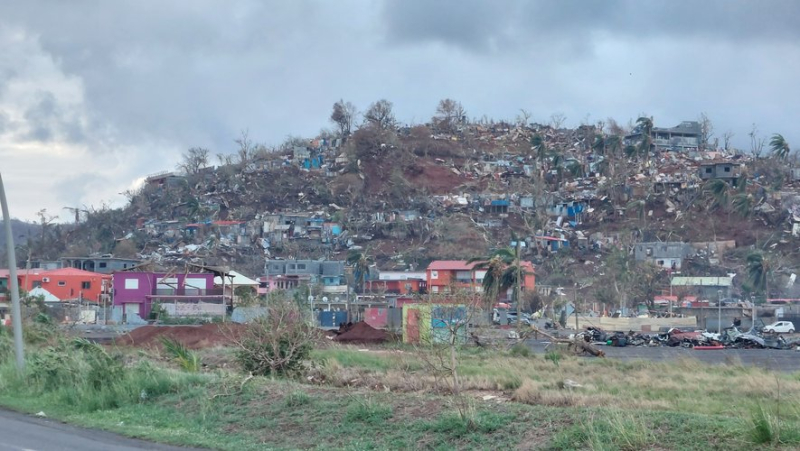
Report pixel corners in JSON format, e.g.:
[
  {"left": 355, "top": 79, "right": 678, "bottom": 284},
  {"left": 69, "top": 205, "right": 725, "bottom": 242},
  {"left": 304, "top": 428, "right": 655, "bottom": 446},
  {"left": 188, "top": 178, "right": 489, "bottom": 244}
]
[{"left": 762, "top": 321, "right": 795, "bottom": 334}]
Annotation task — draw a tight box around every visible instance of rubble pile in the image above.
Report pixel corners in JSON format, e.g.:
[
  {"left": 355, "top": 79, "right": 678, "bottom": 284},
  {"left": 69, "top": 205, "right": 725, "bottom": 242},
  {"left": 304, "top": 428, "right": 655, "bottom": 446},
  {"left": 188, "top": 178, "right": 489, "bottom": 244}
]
[{"left": 577, "top": 326, "right": 800, "bottom": 351}]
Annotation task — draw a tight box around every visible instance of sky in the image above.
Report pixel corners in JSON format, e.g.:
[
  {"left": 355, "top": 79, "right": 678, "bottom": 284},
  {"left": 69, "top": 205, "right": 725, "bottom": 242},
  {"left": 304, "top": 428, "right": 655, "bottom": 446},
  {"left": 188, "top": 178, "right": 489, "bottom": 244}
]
[{"left": 1, "top": 0, "right": 799, "bottom": 222}]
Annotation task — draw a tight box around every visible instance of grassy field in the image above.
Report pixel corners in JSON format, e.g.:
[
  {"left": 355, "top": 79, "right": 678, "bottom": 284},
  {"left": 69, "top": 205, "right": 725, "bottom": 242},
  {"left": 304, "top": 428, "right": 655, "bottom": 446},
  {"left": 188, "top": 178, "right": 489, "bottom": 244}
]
[{"left": 0, "top": 336, "right": 799, "bottom": 450}]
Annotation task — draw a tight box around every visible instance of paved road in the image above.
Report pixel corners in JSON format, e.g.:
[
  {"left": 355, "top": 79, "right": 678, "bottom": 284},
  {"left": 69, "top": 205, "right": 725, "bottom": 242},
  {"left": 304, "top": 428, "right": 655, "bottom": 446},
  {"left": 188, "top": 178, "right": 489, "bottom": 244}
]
[
  {"left": 0, "top": 409, "right": 199, "bottom": 451},
  {"left": 526, "top": 340, "right": 800, "bottom": 373}
]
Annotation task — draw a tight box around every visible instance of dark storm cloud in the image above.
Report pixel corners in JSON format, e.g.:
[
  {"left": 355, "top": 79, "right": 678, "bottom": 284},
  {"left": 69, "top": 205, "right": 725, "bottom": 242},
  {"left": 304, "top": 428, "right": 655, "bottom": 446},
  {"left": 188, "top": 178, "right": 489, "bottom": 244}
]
[
  {"left": 22, "top": 91, "right": 86, "bottom": 143},
  {"left": 382, "top": 0, "right": 800, "bottom": 52}
]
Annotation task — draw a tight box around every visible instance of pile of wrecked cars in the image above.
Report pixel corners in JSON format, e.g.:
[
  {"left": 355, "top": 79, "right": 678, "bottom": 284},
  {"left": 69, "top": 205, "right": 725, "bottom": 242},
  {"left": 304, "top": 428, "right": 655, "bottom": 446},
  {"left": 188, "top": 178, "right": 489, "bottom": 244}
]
[{"left": 579, "top": 326, "right": 800, "bottom": 350}]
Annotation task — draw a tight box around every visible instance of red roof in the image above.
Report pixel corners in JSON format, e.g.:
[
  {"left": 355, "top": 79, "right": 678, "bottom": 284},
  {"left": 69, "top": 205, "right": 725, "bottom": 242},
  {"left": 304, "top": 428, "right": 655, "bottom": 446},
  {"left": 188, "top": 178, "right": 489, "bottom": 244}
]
[
  {"left": 427, "top": 260, "right": 477, "bottom": 271},
  {"left": 213, "top": 220, "right": 244, "bottom": 226}
]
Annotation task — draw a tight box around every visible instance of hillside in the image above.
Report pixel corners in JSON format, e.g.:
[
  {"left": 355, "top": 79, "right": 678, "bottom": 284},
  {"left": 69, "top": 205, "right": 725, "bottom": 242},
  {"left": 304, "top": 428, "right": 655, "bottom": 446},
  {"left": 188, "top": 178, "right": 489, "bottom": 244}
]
[{"left": 40, "top": 109, "right": 800, "bottom": 304}]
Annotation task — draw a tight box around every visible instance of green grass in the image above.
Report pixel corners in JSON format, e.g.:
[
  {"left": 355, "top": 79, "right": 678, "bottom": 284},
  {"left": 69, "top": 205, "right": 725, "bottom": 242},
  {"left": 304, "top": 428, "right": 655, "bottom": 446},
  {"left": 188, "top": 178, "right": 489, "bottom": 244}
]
[{"left": 1, "top": 340, "right": 800, "bottom": 449}]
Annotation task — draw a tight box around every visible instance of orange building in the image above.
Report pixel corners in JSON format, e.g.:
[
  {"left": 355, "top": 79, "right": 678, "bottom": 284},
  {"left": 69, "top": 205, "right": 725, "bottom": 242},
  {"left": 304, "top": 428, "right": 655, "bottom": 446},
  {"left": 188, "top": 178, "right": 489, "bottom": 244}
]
[
  {"left": 425, "top": 260, "right": 535, "bottom": 300},
  {"left": 0, "top": 268, "right": 111, "bottom": 303},
  {"left": 365, "top": 271, "right": 427, "bottom": 295}
]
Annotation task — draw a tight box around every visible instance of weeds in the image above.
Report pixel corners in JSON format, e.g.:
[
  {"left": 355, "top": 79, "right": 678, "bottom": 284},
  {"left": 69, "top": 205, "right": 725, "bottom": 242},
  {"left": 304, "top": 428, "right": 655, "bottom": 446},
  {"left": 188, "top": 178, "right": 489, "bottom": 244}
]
[
  {"left": 284, "top": 390, "right": 312, "bottom": 407},
  {"left": 345, "top": 396, "right": 393, "bottom": 424},
  {"left": 160, "top": 337, "right": 201, "bottom": 372},
  {"left": 508, "top": 343, "right": 531, "bottom": 358}
]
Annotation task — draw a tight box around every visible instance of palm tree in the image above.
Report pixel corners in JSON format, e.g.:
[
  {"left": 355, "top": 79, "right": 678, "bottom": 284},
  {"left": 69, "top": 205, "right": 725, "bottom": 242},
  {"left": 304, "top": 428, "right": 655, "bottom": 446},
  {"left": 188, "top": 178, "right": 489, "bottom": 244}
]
[
  {"left": 530, "top": 133, "right": 548, "bottom": 169},
  {"left": 730, "top": 192, "right": 753, "bottom": 218},
  {"left": 636, "top": 116, "right": 654, "bottom": 160},
  {"left": 746, "top": 252, "right": 772, "bottom": 300},
  {"left": 592, "top": 134, "right": 606, "bottom": 156},
  {"left": 703, "top": 179, "right": 730, "bottom": 211},
  {"left": 347, "top": 249, "right": 371, "bottom": 294},
  {"left": 468, "top": 248, "right": 515, "bottom": 315},
  {"left": 606, "top": 135, "right": 622, "bottom": 156},
  {"left": 770, "top": 134, "right": 790, "bottom": 160}
]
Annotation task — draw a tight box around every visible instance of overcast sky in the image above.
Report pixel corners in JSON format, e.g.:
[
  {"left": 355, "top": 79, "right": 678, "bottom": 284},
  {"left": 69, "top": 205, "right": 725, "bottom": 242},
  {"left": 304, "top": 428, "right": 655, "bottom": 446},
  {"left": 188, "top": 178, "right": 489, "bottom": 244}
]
[{"left": 1, "top": 0, "right": 799, "bottom": 222}]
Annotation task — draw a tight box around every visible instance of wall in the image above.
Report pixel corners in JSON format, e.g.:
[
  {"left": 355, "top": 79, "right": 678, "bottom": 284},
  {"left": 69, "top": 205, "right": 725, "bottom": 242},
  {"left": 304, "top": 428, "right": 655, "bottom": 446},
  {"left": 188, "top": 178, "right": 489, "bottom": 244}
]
[{"left": 574, "top": 315, "right": 697, "bottom": 332}]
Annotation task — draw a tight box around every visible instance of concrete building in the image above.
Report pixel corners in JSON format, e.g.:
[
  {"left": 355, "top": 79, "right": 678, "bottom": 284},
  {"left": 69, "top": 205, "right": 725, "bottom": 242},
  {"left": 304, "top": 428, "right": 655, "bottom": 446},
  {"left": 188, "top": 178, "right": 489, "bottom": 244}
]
[
  {"left": 625, "top": 121, "right": 702, "bottom": 152},
  {"left": 634, "top": 242, "right": 694, "bottom": 270},
  {"left": 61, "top": 256, "right": 142, "bottom": 274}
]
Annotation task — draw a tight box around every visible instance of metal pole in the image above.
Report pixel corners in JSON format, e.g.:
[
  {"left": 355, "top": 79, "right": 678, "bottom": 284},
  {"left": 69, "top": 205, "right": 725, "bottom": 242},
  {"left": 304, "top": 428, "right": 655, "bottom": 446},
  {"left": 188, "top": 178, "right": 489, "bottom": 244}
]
[
  {"left": 574, "top": 283, "right": 578, "bottom": 331},
  {"left": 717, "top": 289, "right": 722, "bottom": 333},
  {"left": 0, "top": 173, "right": 25, "bottom": 370}
]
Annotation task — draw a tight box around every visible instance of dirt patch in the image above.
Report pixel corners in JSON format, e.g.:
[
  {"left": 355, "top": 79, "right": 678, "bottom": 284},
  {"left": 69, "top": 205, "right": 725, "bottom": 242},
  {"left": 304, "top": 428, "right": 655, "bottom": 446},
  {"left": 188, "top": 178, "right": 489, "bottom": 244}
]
[
  {"left": 404, "top": 161, "right": 466, "bottom": 195},
  {"left": 333, "top": 321, "right": 389, "bottom": 344},
  {"left": 115, "top": 323, "right": 246, "bottom": 349}
]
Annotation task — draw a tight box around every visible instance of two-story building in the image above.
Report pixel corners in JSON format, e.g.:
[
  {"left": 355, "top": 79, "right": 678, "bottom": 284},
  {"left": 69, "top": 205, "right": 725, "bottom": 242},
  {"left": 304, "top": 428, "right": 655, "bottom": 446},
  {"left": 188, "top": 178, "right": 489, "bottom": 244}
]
[
  {"left": 425, "top": 260, "right": 535, "bottom": 300},
  {"left": 61, "top": 256, "right": 142, "bottom": 274},
  {"left": 0, "top": 268, "right": 111, "bottom": 304},
  {"left": 259, "top": 259, "right": 346, "bottom": 295},
  {"left": 625, "top": 120, "right": 702, "bottom": 152},
  {"left": 365, "top": 271, "right": 427, "bottom": 295},
  {"left": 112, "top": 272, "right": 223, "bottom": 320}
]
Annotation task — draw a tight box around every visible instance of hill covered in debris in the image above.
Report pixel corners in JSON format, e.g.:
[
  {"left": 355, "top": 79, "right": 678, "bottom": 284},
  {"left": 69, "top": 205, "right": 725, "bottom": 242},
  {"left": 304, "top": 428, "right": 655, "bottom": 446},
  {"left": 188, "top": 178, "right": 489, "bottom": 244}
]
[{"left": 52, "top": 100, "right": 800, "bottom": 301}]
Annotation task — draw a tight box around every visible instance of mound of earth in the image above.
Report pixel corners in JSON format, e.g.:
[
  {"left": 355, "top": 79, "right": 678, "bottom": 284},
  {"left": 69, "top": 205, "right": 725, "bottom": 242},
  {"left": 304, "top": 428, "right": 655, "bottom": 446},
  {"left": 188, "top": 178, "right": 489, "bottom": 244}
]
[
  {"left": 115, "top": 323, "right": 245, "bottom": 349},
  {"left": 333, "top": 321, "right": 388, "bottom": 344}
]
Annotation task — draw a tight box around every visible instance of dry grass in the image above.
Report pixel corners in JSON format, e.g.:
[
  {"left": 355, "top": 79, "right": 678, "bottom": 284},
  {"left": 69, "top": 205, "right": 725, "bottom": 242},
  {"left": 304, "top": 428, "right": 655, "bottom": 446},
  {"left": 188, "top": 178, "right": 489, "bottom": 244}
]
[{"left": 317, "top": 344, "right": 800, "bottom": 421}]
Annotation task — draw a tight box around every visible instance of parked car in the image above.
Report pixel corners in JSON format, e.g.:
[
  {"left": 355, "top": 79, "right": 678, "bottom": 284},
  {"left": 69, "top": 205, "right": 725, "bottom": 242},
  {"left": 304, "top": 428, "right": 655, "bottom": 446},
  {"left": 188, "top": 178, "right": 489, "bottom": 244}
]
[{"left": 762, "top": 321, "right": 795, "bottom": 334}]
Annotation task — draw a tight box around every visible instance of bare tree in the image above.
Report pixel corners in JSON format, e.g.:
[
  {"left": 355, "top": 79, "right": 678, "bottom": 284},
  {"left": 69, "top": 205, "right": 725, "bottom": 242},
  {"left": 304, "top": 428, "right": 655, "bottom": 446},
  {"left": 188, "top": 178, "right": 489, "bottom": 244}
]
[
  {"left": 699, "top": 113, "right": 714, "bottom": 150},
  {"left": 330, "top": 99, "right": 358, "bottom": 136},
  {"left": 363, "top": 99, "right": 396, "bottom": 130},
  {"left": 433, "top": 98, "right": 467, "bottom": 133},
  {"left": 177, "top": 147, "right": 210, "bottom": 175},
  {"left": 749, "top": 124, "right": 766, "bottom": 159},
  {"left": 517, "top": 109, "right": 532, "bottom": 127},
  {"left": 550, "top": 112, "right": 567, "bottom": 129},
  {"left": 606, "top": 117, "right": 627, "bottom": 137},
  {"left": 722, "top": 130, "right": 735, "bottom": 151},
  {"left": 234, "top": 130, "right": 255, "bottom": 167}
]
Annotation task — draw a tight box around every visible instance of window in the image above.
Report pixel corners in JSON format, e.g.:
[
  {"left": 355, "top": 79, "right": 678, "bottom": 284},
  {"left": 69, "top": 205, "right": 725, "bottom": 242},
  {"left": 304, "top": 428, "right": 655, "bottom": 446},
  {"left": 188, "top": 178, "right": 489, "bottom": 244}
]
[
  {"left": 32, "top": 281, "right": 42, "bottom": 288},
  {"left": 81, "top": 281, "right": 91, "bottom": 289},
  {"left": 657, "top": 260, "right": 664, "bottom": 266},
  {"left": 646, "top": 248, "right": 653, "bottom": 256},
  {"left": 124, "top": 279, "right": 139, "bottom": 290},
  {"left": 297, "top": 264, "right": 306, "bottom": 270},
  {"left": 57, "top": 281, "right": 67, "bottom": 287},
  {"left": 724, "top": 166, "right": 731, "bottom": 172},
  {"left": 99, "top": 262, "right": 107, "bottom": 268},
  {"left": 705, "top": 167, "right": 712, "bottom": 174}
]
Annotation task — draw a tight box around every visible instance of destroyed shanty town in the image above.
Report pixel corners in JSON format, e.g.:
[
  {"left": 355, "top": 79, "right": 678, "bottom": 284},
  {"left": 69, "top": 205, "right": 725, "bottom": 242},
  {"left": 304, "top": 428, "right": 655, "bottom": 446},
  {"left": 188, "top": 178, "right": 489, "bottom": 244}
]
[{"left": 2, "top": 1, "right": 800, "bottom": 449}]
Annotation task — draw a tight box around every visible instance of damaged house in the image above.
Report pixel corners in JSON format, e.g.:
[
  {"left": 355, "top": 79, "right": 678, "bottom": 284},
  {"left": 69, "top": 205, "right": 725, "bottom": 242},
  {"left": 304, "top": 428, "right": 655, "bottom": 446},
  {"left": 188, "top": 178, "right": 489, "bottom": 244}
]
[
  {"left": 625, "top": 120, "right": 702, "bottom": 152},
  {"left": 634, "top": 242, "right": 694, "bottom": 270}
]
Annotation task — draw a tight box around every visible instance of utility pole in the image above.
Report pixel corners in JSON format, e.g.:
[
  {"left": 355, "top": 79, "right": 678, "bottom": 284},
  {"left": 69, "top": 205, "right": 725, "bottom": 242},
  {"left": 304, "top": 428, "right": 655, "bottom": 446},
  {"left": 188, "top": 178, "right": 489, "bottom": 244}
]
[
  {"left": 717, "top": 289, "right": 722, "bottom": 333},
  {"left": 0, "top": 173, "right": 25, "bottom": 371},
  {"left": 574, "top": 283, "right": 579, "bottom": 331},
  {"left": 515, "top": 240, "right": 522, "bottom": 331}
]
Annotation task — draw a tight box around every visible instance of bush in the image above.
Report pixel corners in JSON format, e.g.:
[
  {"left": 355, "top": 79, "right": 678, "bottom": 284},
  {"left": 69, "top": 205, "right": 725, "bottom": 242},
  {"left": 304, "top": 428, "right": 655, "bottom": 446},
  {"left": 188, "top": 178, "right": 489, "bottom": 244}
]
[
  {"left": 231, "top": 296, "right": 318, "bottom": 377},
  {"left": 509, "top": 343, "right": 531, "bottom": 358},
  {"left": 1, "top": 338, "right": 207, "bottom": 413}
]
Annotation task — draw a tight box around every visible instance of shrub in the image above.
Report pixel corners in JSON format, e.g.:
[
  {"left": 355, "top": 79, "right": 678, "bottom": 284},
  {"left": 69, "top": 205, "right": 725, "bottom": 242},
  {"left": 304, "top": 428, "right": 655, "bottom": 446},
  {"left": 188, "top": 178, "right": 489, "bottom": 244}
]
[
  {"left": 509, "top": 343, "right": 531, "bottom": 358},
  {"left": 230, "top": 295, "right": 318, "bottom": 377}
]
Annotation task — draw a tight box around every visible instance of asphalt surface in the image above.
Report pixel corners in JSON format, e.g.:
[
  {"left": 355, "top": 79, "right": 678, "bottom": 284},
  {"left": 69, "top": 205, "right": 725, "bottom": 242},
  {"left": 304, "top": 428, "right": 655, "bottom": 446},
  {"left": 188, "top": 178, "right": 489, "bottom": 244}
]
[
  {"left": 0, "top": 409, "right": 200, "bottom": 451},
  {"left": 526, "top": 340, "right": 800, "bottom": 373}
]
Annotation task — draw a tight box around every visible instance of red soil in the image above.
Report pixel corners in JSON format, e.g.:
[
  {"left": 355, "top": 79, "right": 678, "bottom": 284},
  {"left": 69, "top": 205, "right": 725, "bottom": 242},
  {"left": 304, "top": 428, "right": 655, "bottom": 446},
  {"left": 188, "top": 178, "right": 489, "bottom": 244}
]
[
  {"left": 115, "top": 323, "right": 245, "bottom": 349},
  {"left": 333, "top": 321, "right": 389, "bottom": 344}
]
